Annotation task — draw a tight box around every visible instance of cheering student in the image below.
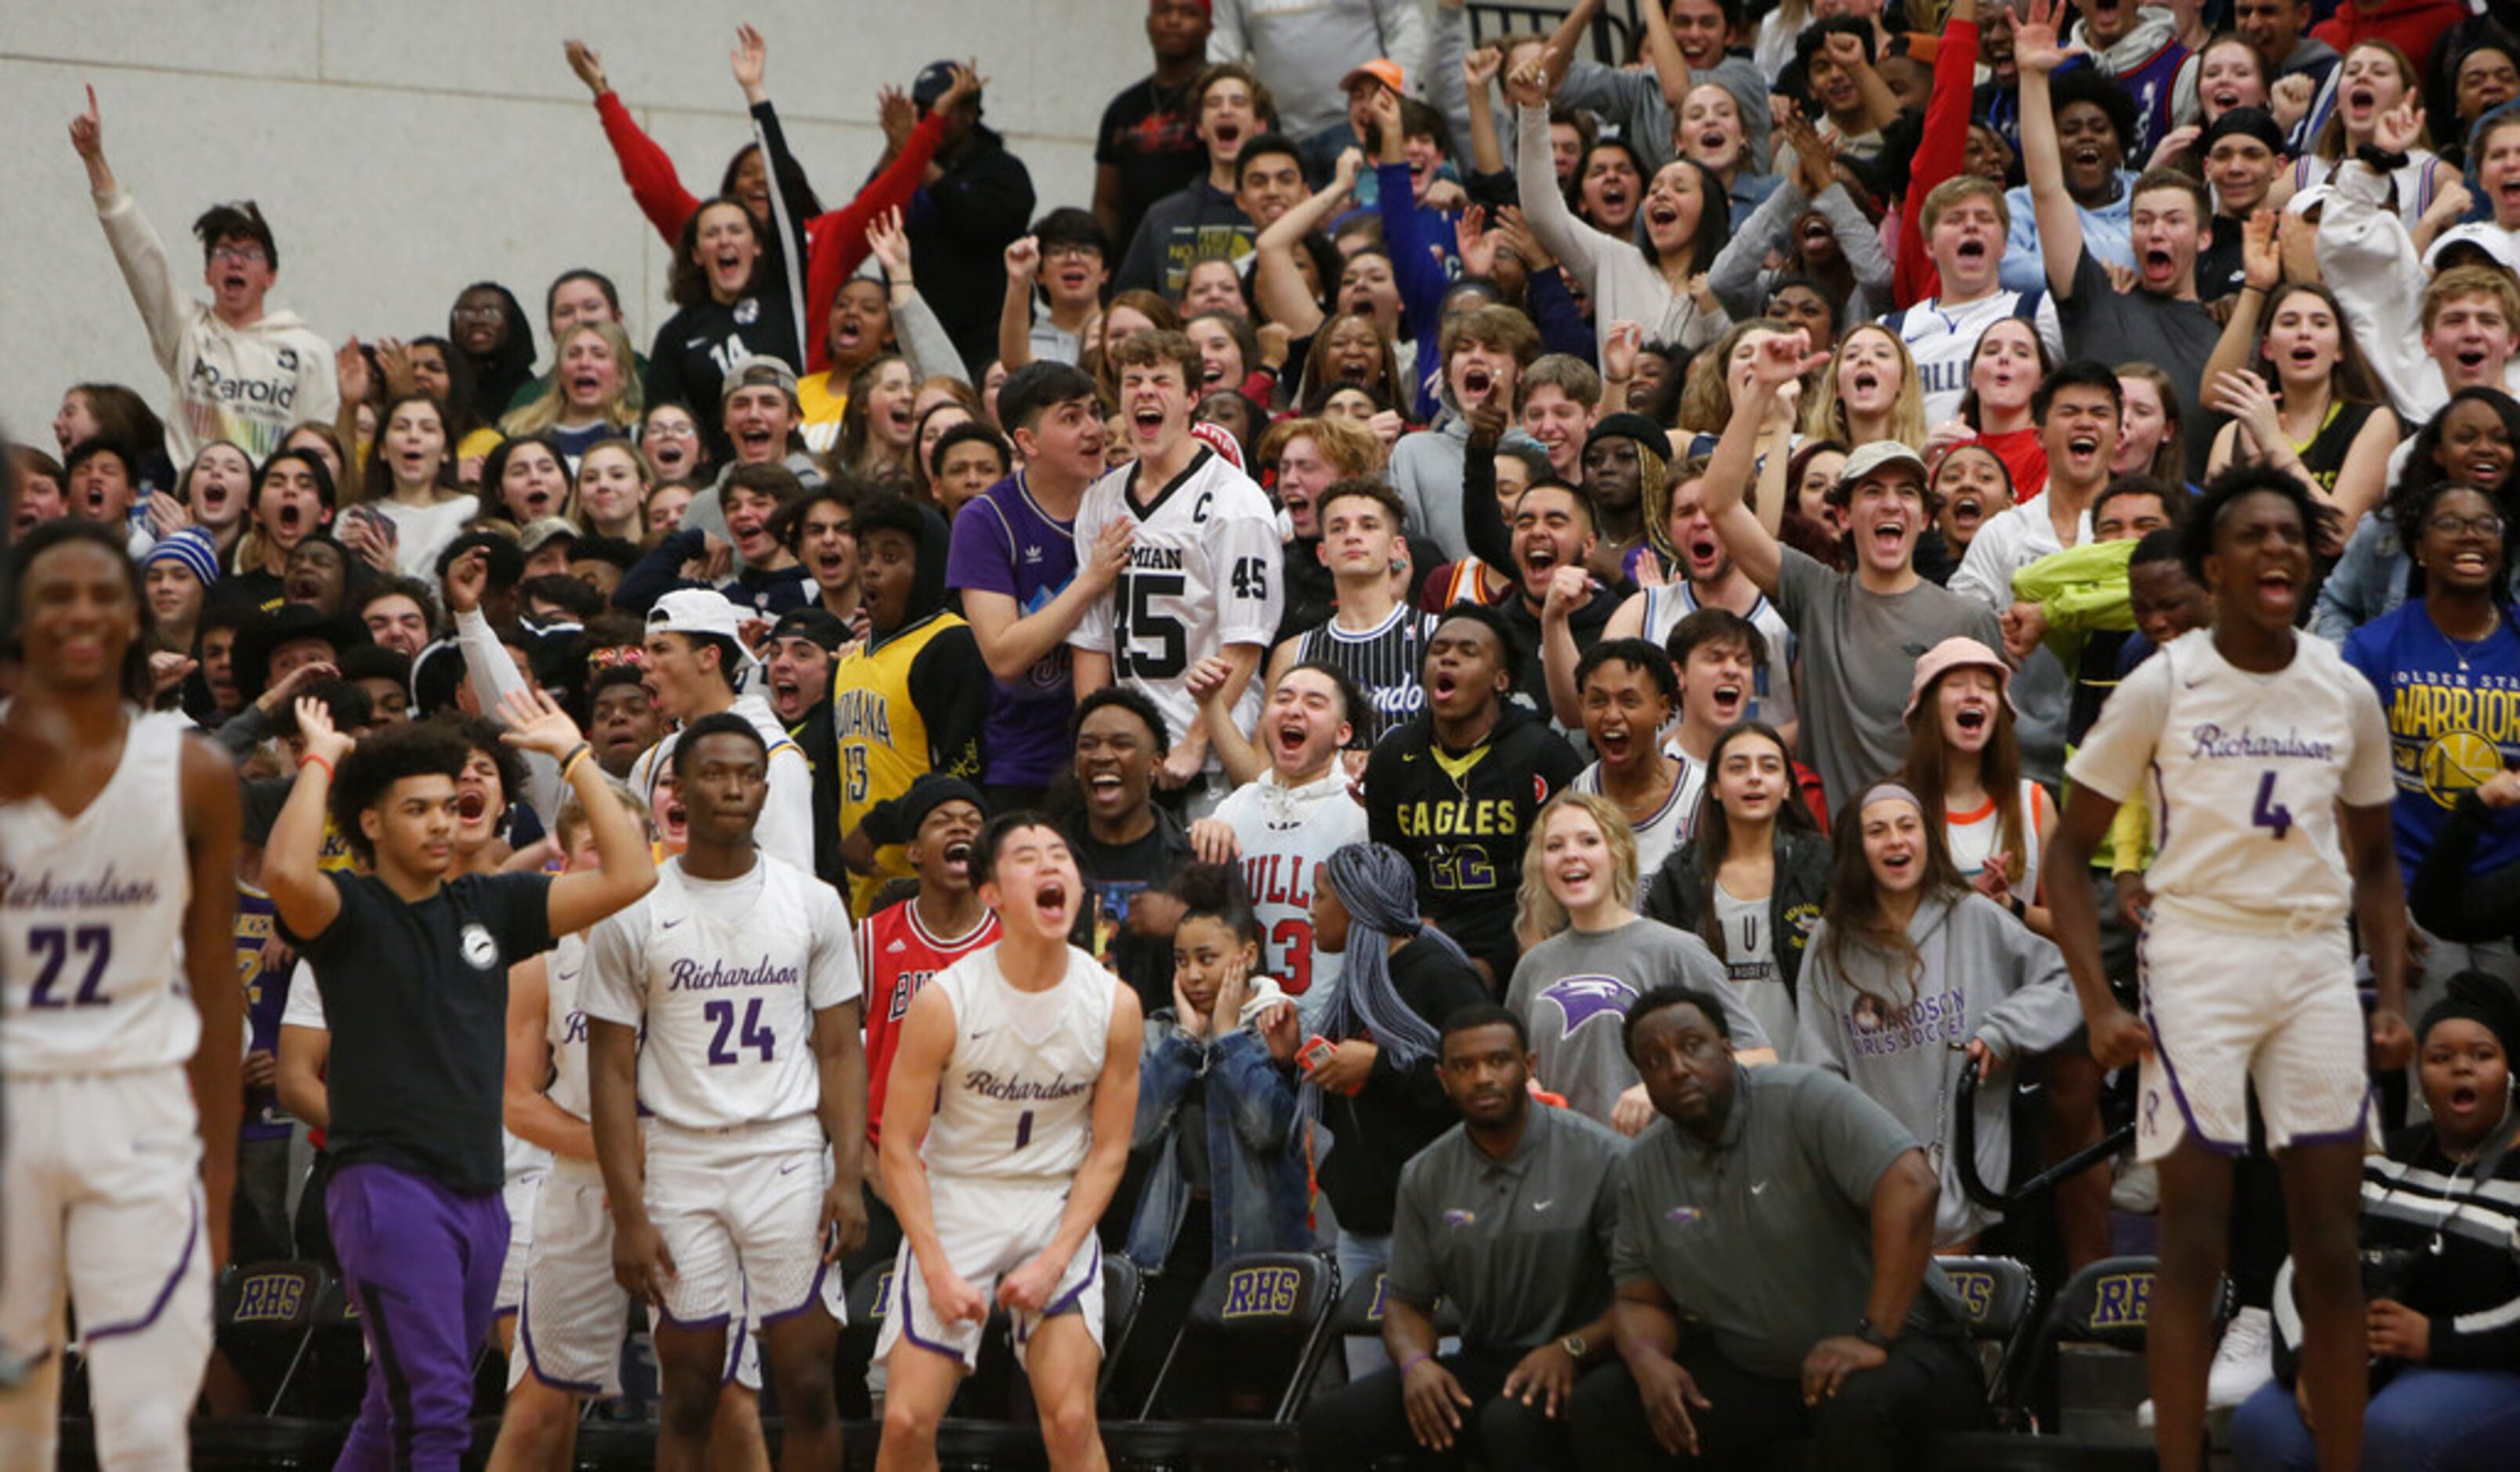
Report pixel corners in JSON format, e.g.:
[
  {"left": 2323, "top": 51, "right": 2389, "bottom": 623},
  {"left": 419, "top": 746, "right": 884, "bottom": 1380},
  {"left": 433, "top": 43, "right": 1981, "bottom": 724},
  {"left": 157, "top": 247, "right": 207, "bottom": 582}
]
[{"left": 265, "top": 689, "right": 655, "bottom": 1470}]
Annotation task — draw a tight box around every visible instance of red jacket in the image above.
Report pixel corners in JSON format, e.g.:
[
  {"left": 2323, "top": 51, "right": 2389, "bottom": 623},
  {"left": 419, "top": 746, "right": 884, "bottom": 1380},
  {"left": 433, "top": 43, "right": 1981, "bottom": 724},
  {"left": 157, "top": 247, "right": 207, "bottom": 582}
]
[
  {"left": 2311, "top": 0, "right": 2468, "bottom": 76},
  {"left": 1893, "top": 15, "right": 1982, "bottom": 310},
  {"left": 594, "top": 95, "right": 945, "bottom": 373}
]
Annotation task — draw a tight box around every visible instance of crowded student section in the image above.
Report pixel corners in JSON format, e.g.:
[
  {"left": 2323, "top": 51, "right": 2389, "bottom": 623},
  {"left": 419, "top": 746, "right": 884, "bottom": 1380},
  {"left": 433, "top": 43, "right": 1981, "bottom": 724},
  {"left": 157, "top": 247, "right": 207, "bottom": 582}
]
[{"left": 7, "top": 0, "right": 2520, "bottom": 1468}]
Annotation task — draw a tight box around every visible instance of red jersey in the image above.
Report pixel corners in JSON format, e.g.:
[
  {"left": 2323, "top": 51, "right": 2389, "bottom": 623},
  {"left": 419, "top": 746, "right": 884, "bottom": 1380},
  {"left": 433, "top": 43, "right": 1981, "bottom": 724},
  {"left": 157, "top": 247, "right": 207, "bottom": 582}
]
[{"left": 859, "top": 898, "right": 1001, "bottom": 1146}]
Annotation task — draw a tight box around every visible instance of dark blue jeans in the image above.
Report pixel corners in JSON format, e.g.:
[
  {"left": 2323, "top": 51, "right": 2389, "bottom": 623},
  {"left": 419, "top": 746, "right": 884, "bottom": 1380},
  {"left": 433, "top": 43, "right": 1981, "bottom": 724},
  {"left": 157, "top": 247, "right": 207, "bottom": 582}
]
[{"left": 2231, "top": 1366, "right": 2520, "bottom": 1471}]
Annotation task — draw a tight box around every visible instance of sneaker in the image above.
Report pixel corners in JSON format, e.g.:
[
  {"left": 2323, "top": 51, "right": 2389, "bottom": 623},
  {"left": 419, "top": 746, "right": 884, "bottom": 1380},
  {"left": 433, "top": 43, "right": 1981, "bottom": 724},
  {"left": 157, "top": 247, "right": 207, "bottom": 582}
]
[
  {"left": 2207, "top": 1306, "right": 2276, "bottom": 1410},
  {"left": 2112, "top": 1158, "right": 2160, "bottom": 1214}
]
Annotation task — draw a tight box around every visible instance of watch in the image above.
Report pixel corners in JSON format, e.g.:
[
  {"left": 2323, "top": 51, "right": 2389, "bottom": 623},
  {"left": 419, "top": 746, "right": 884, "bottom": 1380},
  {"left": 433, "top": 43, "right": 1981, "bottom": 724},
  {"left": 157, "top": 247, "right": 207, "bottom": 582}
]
[
  {"left": 1854, "top": 1316, "right": 1895, "bottom": 1348},
  {"left": 1561, "top": 1333, "right": 1589, "bottom": 1360}
]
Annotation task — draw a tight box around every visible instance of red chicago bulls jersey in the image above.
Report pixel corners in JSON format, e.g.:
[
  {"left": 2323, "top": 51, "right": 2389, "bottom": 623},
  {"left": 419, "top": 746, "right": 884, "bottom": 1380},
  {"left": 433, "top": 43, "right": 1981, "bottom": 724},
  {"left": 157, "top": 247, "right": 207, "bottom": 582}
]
[{"left": 859, "top": 898, "right": 1001, "bottom": 1146}]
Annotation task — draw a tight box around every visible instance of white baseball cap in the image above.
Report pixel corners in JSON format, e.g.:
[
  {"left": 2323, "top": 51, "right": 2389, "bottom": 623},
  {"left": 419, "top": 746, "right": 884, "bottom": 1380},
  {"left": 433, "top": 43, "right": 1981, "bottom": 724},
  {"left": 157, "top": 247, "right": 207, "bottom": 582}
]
[{"left": 646, "top": 589, "right": 748, "bottom": 643}]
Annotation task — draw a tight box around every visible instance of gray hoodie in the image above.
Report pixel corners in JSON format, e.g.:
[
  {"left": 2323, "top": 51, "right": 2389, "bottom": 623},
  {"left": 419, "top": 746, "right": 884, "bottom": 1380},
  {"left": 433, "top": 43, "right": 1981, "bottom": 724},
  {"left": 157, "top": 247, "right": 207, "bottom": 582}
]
[{"left": 1795, "top": 891, "right": 2079, "bottom": 1245}]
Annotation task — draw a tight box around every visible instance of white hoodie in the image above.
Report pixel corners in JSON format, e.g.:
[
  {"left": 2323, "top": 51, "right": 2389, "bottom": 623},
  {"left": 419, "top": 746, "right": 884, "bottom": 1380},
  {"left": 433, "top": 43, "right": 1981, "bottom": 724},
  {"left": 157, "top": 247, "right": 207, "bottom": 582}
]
[
  {"left": 94, "top": 187, "right": 339, "bottom": 466},
  {"left": 2318, "top": 159, "right": 2520, "bottom": 426}
]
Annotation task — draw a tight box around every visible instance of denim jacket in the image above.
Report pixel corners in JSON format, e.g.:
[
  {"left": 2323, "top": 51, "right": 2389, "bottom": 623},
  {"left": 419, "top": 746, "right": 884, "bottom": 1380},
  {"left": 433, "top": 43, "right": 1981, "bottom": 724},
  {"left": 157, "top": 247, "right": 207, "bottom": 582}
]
[
  {"left": 2313, "top": 513, "right": 2413, "bottom": 646},
  {"left": 1124, "top": 1015, "right": 1311, "bottom": 1273}
]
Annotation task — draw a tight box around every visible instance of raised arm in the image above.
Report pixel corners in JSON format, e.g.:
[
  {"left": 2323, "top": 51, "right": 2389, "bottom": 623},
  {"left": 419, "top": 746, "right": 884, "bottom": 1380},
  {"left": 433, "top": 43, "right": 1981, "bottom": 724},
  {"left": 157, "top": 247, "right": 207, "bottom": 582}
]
[
  {"left": 71, "top": 86, "right": 186, "bottom": 374},
  {"left": 2013, "top": 0, "right": 2089, "bottom": 301},
  {"left": 2200, "top": 210, "right": 2280, "bottom": 402},
  {"left": 571, "top": 40, "right": 701, "bottom": 244},
  {"left": 498, "top": 689, "right": 657, "bottom": 936},
  {"left": 1252, "top": 150, "right": 1363, "bottom": 338},
  {"left": 1461, "top": 45, "right": 1508, "bottom": 176},
  {"left": 1704, "top": 333, "right": 1823, "bottom": 595},
  {"left": 999, "top": 235, "right": 1042, "bottom": 373},
  {"left": 1508, "top": 62, "right": 1609, "bottom": 292},
  {"left": 265, "top": 698, "right": 351, "bottom": 942},
  {"left": 1895, "top": 0, "right": 1982, "bottom": 307}
]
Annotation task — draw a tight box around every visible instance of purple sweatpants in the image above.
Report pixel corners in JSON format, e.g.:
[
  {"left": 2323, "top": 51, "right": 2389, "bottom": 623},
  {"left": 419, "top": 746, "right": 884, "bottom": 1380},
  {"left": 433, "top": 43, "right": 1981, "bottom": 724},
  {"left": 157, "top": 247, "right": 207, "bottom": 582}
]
[{"left": 327, "top": 1162, "right": 509, "bottom": 1472}]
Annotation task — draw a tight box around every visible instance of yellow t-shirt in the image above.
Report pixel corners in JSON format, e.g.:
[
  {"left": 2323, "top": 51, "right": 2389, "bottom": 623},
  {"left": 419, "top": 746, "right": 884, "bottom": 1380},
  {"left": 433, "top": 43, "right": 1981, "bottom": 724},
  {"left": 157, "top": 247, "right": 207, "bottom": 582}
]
[
  {"left": 831, "top": 615, "right": 968, "bottom": 918},
  {"left": 798, "top": 372, "right": 846, "bottom": 456}
]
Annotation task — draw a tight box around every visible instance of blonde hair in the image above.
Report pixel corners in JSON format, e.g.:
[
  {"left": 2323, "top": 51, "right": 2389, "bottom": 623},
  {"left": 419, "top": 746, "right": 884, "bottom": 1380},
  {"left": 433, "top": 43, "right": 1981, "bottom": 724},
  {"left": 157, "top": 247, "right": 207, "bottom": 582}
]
[
  {"left": 1512, "top": 792, "right": 1641, "bottom": 944},
  {"left": 554, "top": 776, "right": 651, "bottom": 861},
  {"left": 501, "top": 321, "right": 645, "bottom": 437},
  {"left": 1801, "top": 324, "right": 1928, "bottom": 449}
]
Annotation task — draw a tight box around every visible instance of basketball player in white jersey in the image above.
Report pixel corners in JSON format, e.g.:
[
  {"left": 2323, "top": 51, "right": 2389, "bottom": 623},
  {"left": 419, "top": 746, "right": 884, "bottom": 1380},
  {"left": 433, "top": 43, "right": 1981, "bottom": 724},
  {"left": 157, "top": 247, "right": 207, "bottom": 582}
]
[
  {"left": 1070, "top": 330, "right": 1284, "bottom": 801},
  {"left": 0, "top": 522, "right": 242, "bottom": 1471},
  {"left": 2044, "top": 465, "right": 2411, "bottom": 1472},
  {"left": 486, "top": 780, "right": 769, "bottom": 1472},
  {"left": 875, "top": 814, "right": 1142, "bottom": 1472},
  {"left": 585, "top": 712, "right": 866, "bottom": 1472}
]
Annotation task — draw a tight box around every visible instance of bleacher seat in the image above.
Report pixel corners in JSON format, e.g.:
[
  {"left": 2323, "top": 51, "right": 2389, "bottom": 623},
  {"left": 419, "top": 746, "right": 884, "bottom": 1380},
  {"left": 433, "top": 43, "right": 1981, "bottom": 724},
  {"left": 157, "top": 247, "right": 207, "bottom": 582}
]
[
  {"left": 189, "top": 1260, "right": 352, "bottom": 1470},
  {"left": 1101, "top": 1249, "right": 1338, "bottom": 1472}
]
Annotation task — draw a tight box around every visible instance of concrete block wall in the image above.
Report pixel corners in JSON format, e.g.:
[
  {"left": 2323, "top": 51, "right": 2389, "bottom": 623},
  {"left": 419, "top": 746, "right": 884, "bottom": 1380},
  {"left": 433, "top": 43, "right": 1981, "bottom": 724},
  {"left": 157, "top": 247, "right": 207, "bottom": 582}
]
[{"left": 0, "top": 1, "right": 1155, "bottom": 451}]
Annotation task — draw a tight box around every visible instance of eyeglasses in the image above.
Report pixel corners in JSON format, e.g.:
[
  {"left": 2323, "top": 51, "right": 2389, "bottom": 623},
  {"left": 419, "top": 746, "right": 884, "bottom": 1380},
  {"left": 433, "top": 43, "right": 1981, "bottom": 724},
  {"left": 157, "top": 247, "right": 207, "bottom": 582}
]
[
  {"left": 209, "top": 245, "right": 268, "bottom": 266},
  {"left": 585, "top": 644, "right": 648, "bottom": 674},
  {"left": 453, "top": 304, "right": 508, "bottom": 323},
  {"left": 2425, "top": 513, "right": 2506, "bottom": 538},
  {"left": 1041, "top": 242, "right": 1102, "bottom": 263}
]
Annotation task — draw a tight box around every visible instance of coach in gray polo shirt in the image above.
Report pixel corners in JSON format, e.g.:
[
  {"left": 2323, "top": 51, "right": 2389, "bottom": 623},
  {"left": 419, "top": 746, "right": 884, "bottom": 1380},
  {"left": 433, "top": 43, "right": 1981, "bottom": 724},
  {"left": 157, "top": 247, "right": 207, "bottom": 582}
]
[
  {"left": 1569, "top": 986, "right": 1985, "bottom": 1470},
  {"left": 1299, "top": 1003, "right": 1627, "bottom": 1468}
]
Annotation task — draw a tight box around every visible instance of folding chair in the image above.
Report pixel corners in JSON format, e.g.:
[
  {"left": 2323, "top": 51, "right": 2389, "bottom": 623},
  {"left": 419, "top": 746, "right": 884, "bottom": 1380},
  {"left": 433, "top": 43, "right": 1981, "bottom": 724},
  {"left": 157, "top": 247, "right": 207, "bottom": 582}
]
[
  {"left": 188, "top": 1261, "right": 351, "bottom": 1470},
  {"left": 1101, "top": 1250, "right": 1339, "bottom": 1472}
]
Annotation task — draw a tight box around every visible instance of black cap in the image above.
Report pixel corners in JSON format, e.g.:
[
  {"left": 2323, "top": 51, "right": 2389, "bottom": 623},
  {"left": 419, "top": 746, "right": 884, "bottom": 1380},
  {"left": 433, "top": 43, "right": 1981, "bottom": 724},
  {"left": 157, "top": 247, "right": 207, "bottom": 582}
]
[
  {"left": 912, "top": 61, "right": 964, "bottom": 112},
  {"left": 864, "top": 773, "right": 989, "bottom": 848},
  {"left": 769, "top": 608, "right": 849, "bottom": 652},
  {"left": 230, "top": 603, "right": 364, "bottom": 703},
  {"left": 2200, "top": 106, "right": 2286, "bottom": 158},
  {"left": 1585, "top": 412, "right": 1674, "bottom": 463}
]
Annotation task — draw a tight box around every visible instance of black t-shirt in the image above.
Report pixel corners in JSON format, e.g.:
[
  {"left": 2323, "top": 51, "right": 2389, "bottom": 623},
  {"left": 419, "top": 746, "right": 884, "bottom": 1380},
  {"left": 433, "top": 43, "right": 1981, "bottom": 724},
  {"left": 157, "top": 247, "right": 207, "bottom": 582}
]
[
  {"left": 1096, "top": 74, "right": 1207, "bottom": 257},
  {"left": 1063, "top": 809, "right": 1193, "bottom": 1015},
  {"left": 291, "top": 870, "right": 554, "bottom": 1193}
]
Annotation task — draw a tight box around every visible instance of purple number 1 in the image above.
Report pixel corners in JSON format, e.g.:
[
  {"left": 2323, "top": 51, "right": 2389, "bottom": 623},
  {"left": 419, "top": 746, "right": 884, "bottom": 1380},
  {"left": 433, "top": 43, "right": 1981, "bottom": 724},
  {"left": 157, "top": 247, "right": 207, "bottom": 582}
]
[
  {"left": 1014, "top": 1111, "right": 1035, "bottom": 1149},
  {"left": 2250, "top": 772, "right": 2295, "bottom": 841}
]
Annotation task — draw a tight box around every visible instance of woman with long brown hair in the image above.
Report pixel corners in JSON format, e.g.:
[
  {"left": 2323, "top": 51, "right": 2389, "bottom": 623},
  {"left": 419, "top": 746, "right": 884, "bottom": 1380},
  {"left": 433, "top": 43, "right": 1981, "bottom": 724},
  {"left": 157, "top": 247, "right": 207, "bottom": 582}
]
[
  {"left": 1797, "top": 781, "right": 2078, "bottom": 1250},
  {"left": 1898, "top": 636, "right": 2058, "bottom": 938}
]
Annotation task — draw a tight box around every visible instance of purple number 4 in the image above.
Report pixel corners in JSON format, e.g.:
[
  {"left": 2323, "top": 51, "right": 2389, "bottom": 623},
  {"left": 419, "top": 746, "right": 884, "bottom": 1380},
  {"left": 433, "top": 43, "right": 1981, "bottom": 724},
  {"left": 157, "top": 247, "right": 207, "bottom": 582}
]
[{"left": 2250, "top": 772, "right": 2294, "bottom": 841}]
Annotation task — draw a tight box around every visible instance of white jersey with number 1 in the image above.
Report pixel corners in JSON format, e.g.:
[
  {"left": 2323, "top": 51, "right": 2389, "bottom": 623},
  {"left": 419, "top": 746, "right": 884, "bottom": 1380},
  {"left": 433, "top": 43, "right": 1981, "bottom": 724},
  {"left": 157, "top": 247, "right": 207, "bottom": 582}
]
[
  {"left": 2065, "top": 628, "right": 2393, "bottom": 929},
  {"left": 0, "top": 710, "right": 197, "bottom": 1075},
  {"left": 1070, "top": 448, "right": 1286, "bottom": 753},
  {"left": 920, "top": 944, "right": 1117, "bottom": 1186}
]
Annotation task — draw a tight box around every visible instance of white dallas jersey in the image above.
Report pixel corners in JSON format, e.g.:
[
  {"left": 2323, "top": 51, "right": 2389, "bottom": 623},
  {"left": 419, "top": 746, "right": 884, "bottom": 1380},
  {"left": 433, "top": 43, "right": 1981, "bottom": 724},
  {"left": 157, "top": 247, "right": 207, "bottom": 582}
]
[
  {"left": 1070, "top": 448, "right": 1286, "bottom": 754},
  {"left": 581, "top": 854, "right": 860, "bottom": 1134},
  {"left": 1635, "top": 583, "right": 1799, "bottom": 734},
  {"left": 1, "top": 710, "right": 198, "bottom": 1075},
  {"left": 1883, "top": 289, "right": 2066, "bottom": 426},
  {"left": 2067, "top": 629, "right": 2393, "bottom": 930},
  {"left": 921, "top": 944, "right": 1117, "bottom": 1186},
  {"left": 1211, "top": 768, "right": 1367, "bottom": 1003},
  {"left": 543, "top": 932, "right": 595, "bottom": 1122}
]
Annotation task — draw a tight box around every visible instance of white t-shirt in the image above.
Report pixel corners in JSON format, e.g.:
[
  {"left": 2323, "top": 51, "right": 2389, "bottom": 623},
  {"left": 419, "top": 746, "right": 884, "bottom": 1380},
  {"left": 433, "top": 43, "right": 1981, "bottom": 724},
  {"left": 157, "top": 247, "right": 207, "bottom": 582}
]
[
  {"left": 628, "top": 694, "right": 815, "bottom": 878},
  {"left": 581, "top": 855, "right": 860, "bottom": 1136},
  {"left": 1575, "top": 758, "right": 1703, "bottom": 880},
  {"left": 2066, "top": 628, "right": 2393, "bottom": 930},
  {"left": 1070, "top": 448, "right": 1285, "bottom": 761}
]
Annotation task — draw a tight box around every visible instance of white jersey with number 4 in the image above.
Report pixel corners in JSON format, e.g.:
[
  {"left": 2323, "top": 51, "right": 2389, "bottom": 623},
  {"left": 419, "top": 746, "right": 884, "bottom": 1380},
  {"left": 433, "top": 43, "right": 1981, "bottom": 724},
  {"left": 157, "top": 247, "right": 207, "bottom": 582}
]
[
  {"left": 1, "top": 710, "right": 197, "bottom": 1075},
  {"left": 921, "top": 944, "right": 1117, "bottom": 1187},
  {"left": 581, "top": 854, "right": 860, "bottom": 1137},
  {"left": 2066, "top": 629, "right": 2393, "bottom": 930},
  {"left": 1070, "top": 448, "right": 1285, "bottom": 754}
]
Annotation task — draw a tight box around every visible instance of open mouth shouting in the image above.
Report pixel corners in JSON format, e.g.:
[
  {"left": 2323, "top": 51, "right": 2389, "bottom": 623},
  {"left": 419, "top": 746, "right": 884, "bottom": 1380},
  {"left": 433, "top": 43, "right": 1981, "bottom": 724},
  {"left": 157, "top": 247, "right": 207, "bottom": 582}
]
[
  {"left": 1031, "top": 874, "right": 1070, "bottom": 928},
  {"left": 1705, "top": 676, "right": 1745, "bottom": 725},
  {"left": 1130, "top": 402, "right": 1168, "bottom": 444},
  {"left": 2344, "top": 85, "right": 2377, "bottom": 121},
  {"left": 1684, "top": 534, "right": 1724, "bottom": 579},
  {"left": 456, "top": 788, "right": 490, "bottom": 826},
  {"left": 2138, "top": 246, "right": 2179, "bottom": 288},
  {"left": 2065, "top": 431, "right": 2104, "bottom": 474},
  {"left": 1949, "top": 492, "right": 1990, "bottom": 536},
  {"left": 1459, "top": 363, "right": 1494, "bottom": 403},
  {"left": 2255, "top": 564, "right": 2298, "bottom": 617},
  {"left": 1273, "top": 715, "right": 1312, "bottom": 764},
  {"left": 1646, "top": 199, "right": 1682, "bottom": 234}
]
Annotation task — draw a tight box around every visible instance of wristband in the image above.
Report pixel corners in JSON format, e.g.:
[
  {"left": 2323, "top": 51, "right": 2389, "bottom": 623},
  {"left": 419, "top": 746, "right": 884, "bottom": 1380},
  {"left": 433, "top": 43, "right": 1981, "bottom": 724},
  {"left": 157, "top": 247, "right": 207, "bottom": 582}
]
[
  {"left": 2008, "top": 894, "right": 2027, "bottom": 922},
  {"left": 1399, "top": 1353, "right": 1432, "bottom": 1375},
  {"left": 559, "top": 742, "right": 594, "bottom": 781},
  {"left": 298, "top": 753, "right": 334, "bottom": 781}
]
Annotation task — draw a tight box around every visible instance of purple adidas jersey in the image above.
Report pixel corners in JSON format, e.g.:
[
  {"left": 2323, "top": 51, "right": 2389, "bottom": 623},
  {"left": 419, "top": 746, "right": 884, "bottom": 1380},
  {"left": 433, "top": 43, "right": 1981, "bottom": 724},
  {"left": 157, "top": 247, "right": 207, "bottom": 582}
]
[{"left": 947, "top": 473, "right": 1081, "bottom": 788}]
